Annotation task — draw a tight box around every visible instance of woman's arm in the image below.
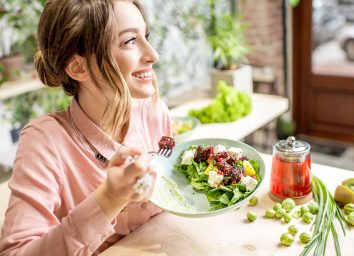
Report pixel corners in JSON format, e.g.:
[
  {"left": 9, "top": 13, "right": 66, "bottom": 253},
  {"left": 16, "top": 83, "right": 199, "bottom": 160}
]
[
  {"left": 0, "top": 118, "right": 157, "bottom": 256},
  {"left": 0, "top": 122, "right": 115, "bottom": 256}
]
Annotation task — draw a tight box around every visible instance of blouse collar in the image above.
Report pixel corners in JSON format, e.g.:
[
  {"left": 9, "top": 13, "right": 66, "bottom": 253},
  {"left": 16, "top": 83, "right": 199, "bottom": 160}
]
[{"left": 69, "top": 99, "right": 121, "bottom": 162}]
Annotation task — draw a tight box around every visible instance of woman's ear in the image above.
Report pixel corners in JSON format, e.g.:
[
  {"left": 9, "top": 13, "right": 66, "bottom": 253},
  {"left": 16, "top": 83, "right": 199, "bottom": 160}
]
[{"left": 65, "top": 54, "right": 88, "bottom": 82}]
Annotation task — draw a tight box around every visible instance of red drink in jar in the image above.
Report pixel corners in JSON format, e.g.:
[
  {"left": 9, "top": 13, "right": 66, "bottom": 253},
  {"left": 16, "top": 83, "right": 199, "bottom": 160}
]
[{"left": 269, "top": 136, "right": 312, "bottom": 204}]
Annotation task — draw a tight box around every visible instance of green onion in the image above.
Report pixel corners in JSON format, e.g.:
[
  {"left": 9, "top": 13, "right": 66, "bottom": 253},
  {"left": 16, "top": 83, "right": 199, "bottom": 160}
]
[{"left": 300, "top": 176, "right": 350, "bottom": 256}]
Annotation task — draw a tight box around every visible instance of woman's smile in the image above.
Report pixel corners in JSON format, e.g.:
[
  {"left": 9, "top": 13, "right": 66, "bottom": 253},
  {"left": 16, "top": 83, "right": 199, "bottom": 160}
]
[{"left": 132, "top": 68, "right": 153, "bottom": 82}]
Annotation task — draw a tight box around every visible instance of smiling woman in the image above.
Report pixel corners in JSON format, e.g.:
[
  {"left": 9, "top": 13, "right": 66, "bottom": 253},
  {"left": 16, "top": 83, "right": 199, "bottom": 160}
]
[
  {"left": 112, "top": 1, "right": 159, "bottom": 99},
  {"left": 0, "top": 1, "right": 172, "bottom": 255}
]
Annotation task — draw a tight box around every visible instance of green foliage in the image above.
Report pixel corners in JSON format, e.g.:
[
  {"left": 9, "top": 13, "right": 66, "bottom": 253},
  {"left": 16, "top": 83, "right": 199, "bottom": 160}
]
[
  {"left": 288, "top": 0, "right": 301, "bottom": 8},
  {"left": 208, "top": 14, "right": 250, "bottom": 69},
  {"left": 188, "top": 80, "right": 252, "bottom": 123},
  {"left": 276, "top": 116, "right": 296, "bottom": 140},
  {"left": 2, "top": 87, "right": 71, "bottom": 127},
  {"left": 2, "top": 92, "right": 36, "bottom": 128},
  {"left": 37, "top": 88, "right": 72, "bottom": 114},
  {"left": 0, "top": 0, "right": 44, "bottom": 60},
  {"left": 0, "top": 63, "right": 7, "bottom": 86}
]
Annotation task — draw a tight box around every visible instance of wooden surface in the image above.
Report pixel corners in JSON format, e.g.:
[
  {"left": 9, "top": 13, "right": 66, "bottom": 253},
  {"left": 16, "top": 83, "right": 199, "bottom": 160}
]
[
  {"left": 100, "top": 154, "right": 354, "bottom": 256},
  {"left": 170, "top": 93, "right": 289, "bottom": 141},
  {"left": 0, "top": 77, "right": 43, "bottom": 101}
]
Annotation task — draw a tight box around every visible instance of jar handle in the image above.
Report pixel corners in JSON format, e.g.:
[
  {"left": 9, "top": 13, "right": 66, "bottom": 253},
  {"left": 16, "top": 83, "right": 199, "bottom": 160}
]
[{"left": 286, "top": 136, "right": 296, "bottom": 147}]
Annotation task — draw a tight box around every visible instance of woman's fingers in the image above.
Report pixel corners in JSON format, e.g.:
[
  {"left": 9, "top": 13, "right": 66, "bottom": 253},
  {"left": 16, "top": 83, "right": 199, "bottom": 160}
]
[
  {"left": 123, "top": 152, "right": 153, "bottom": 179},
  {"left": 106, "top": 146, "right": 157, "bottom": 204},
  {"left": 109, "top": 146, "right": 141, "bottom": 167}
]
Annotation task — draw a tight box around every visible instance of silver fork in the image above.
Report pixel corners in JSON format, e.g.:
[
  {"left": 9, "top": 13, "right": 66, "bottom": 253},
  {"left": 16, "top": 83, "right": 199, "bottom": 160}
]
[
  {"left": 131, "top": 136, "right": 175, "bottom": 194},
  {"left": 149, "top": 136, "right": 175, "bottom": 157}
]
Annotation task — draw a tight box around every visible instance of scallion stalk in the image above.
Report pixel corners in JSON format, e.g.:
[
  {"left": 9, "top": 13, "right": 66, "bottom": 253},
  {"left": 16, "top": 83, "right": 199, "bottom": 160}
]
[{"left": 300, "top": 176, "right": 350, "bottom": 256}]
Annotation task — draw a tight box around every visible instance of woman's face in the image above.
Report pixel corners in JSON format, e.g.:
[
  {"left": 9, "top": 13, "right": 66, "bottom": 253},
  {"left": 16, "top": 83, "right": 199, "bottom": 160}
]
[{"left": 113, "top": 1, "right": 159, "bottom": 99}]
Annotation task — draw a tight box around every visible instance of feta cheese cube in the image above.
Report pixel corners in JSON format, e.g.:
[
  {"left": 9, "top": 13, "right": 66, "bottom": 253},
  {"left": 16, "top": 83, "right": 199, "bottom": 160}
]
[
  {"left": 214, "top": 144, "right": 227, "bottom": 153},
  {"left": 208, "top": 170, "right": 224, "bottom": 188},
  {"left": 227, "top": 147, "right": 243, "bottom": 158},
  {"left": 181, "top": 149, "right": 195, "bottom": 165},
  {"left": 240, "top": 175, "right": 258, "bottom": 191}
]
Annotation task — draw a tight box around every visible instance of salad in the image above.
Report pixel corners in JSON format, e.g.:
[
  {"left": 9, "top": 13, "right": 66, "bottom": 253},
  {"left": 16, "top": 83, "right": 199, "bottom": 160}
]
[
  {"left": 172, "top": 119, "right": 194, "bottom": 136},
  {"left": 176, "top": 144, "right": 261, "bottom": 211}
]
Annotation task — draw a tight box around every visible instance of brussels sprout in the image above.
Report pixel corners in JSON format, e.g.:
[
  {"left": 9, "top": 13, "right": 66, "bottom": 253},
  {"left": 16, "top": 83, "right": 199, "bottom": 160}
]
[
  {"left": 308, "top": 202, "right": 319, "bottom": 214},
  {"left": 300, "top": 205, "right": 310, "bottom": 215},
  {"left": 344, "top": 203, "right": 354, "bottom": 215},
  {"left": 265, "top": 208, "right": 276, "bottom": 218},
  {"left": 284, "top": 213, "right": 292, "bottom": 223},
  {"left": 347, "top": 212, "right": 354, "bottom": 226},
  {"left": 273, "top": 203, "right": 282, "bottom": 211},
  {"left": 247, "top": 211, "right": 257, "bottom": 222},
  {"left": 276, "top": 208, "right": 287, "bottom": 219},
  {"left": 300, "top": 232, "right": 311, "bottom": 243},
  {"left": 280, "top": 233, "right": 294, "bottom": 246},
  {"left": 302, "top": 212, "right": 314, "bottom": 224},
  {"left": 288, "top": 225, "right": 298, "bottom": 236},
  {"left": 293, "top": 210, "right": 302, "bottom": 219},
  {"left": 282, "top": 198, "right": 296, "bottom": 212},
  {"left": 248, "top": 196, "right": 258, "bottom": 206}
]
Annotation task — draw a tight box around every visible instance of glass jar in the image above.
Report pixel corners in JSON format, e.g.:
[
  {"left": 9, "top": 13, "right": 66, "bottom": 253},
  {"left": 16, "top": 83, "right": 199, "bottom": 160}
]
[{"left": 269, "top": 136, "right": 312, "bottom": 204}]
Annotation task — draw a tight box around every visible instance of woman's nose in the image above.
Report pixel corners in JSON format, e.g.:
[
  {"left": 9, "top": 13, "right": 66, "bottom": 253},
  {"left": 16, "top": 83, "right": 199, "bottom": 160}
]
[{"left": 142, "top": 41, "right": 159, "bottom": 64}]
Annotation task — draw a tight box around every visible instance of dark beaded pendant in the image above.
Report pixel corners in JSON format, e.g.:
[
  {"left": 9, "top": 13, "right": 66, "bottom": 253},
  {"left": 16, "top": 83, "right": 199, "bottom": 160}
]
[{"left": 95, "top": 153, "right": 108, "bottom": 163}]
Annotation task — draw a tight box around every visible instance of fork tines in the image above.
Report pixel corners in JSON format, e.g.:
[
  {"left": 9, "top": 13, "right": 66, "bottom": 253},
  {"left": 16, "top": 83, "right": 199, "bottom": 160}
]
[
  {"left": 157, "top": 136, "right": 175, "bottom": 157},
  {"left": 158, "top": 148, "right": 173, "bottom": 157}
]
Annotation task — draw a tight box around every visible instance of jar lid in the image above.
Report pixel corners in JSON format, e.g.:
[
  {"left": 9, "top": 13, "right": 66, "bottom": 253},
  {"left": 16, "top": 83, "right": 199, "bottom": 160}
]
[{"left": 274, "top": 136, "right": 311, "bottom": 161}]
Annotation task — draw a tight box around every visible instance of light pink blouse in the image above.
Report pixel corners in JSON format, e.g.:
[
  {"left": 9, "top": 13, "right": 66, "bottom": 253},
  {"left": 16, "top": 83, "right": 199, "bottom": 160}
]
[{"left": 0, "top": 98, "right": 171, "bottom": 256}]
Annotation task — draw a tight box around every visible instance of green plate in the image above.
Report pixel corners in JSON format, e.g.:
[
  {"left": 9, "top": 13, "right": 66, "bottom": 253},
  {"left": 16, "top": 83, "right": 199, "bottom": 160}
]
[{"left": 150, "top": 138, "right": 265, "bottom": 218}]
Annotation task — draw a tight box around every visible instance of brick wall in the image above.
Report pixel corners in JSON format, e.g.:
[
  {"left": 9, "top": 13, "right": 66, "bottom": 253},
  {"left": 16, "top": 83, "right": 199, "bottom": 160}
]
[{"left": 238, "top": 0, "right": 285, "bottom": 96}]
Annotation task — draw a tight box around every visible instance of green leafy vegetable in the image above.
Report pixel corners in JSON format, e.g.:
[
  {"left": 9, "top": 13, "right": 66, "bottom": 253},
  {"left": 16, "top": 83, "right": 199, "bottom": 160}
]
[
  {"left": 188, "top": 81, "right": 252, "bottom": 123},
  {"left": 176, "top": 144, "right": 260, "bottom": 211}
]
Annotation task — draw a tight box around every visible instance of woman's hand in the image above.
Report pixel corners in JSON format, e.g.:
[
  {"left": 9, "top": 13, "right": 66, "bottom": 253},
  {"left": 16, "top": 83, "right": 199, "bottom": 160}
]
[{"left": 94, "top": 146, "right": 156, "bottom": 221}]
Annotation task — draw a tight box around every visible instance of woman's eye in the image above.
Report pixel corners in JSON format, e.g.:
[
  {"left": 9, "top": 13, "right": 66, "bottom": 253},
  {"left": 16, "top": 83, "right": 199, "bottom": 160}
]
[{"left": 124, "top": 37, "right": 137, "bottom": 47}]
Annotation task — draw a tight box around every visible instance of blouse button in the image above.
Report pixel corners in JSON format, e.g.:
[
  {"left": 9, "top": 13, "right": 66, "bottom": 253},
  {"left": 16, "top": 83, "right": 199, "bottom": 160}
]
[{"left": 141, "top": 203, "right": 148, "bottom": 209}]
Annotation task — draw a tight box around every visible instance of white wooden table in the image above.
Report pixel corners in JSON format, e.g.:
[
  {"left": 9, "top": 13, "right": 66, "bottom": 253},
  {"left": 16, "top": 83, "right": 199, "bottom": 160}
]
[
  {"left": 100, "top": 154, "right": 354, "bottom": 256},
  {"left": 170, "top": 93, "right": 289, "bottom": 141}
]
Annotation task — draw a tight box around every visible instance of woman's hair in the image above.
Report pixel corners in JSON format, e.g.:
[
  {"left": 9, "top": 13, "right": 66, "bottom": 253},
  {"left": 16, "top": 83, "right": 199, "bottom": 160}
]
[{"left": 34, "top": 0, "right": 158, "bottom": 140}]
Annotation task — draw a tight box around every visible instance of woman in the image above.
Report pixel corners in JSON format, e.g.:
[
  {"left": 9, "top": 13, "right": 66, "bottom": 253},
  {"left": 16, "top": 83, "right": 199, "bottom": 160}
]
[{"left": 0, "top": 0, "right": 171, "bottom": 255}]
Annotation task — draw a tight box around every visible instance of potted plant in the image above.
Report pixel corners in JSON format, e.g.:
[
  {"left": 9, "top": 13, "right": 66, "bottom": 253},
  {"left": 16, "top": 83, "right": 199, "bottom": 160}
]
[
  {"left": 2, "top": 92, "right": 36, "bottom": 142},
  {"left": 0, "top": 0, "right": 44, "bottom": 81},
  {"left": 207, "top": 1, "right": 252, "bottom": 95},
  {"left": 2, "top": 88, "right": 71, "bottom": 143}
]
